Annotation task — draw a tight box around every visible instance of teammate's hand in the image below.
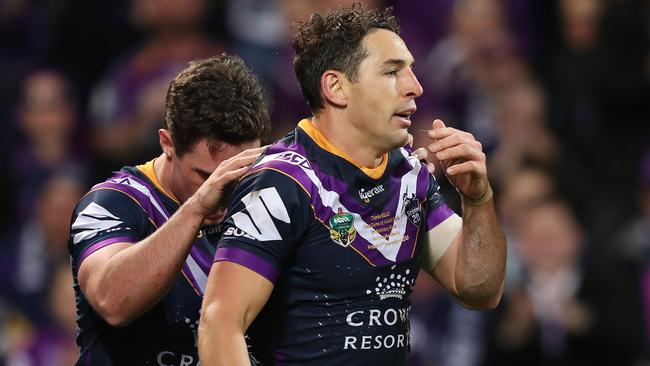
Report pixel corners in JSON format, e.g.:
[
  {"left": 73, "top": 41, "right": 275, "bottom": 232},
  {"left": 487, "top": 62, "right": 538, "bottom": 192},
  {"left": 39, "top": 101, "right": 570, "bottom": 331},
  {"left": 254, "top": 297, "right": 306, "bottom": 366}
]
[
  {"left": 426, "top": 119, "right": 489, "bottom": 202},
  {"left": 191, "top": 146, "right": 266, "bottom": 225}
]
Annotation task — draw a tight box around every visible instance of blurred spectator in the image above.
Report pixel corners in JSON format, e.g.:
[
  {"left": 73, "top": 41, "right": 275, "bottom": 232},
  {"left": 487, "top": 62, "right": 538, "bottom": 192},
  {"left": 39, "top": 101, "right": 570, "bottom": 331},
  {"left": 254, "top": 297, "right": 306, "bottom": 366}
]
[
  {"left": 409, "top": 272, "right": 486, "bottom": 366},
  {"left": 5, "top": 261, "right": 79, "bottom": 366},
  {"left": 0, "top": 171, "right": 86, "bottom": 326},
  {"left": 224, "top": 0, "right": 285, "bottom": 90},
  {"left": 485, "top": 199, "right": 592, "bottom": 365},
  {"left": 88, "top": 0, "right": 226, "bottom": 180},
  {"left": 0, "top": 0, "right": 53, "bottom": 119},
  {"left": 543, "top": 0, "right": 650, "bottom": 251},
  {"left": 485, "top": 197, "right": 644, "bottom": 365},
  {"left": 8, "top": 69, "right": 88, "bottom": 221},
  {"left": 496, "top": 162, "right": 559, "bottom": 291},
  {"left": 489, "top": 80, "right": 559, "bottom": 188},
  {"left": 423, "top": 0, "right": 522, "bottom": 153}
]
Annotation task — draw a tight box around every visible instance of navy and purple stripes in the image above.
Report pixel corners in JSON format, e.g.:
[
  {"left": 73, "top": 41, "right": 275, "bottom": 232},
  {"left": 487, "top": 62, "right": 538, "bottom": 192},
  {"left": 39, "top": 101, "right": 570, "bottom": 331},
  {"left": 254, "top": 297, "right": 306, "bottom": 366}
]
[
  {"left": 214, "top": 247, "right": 279, "bottom": 284},
  {"left": 75, "top": 235, "right": 136, "bottom": 273}
]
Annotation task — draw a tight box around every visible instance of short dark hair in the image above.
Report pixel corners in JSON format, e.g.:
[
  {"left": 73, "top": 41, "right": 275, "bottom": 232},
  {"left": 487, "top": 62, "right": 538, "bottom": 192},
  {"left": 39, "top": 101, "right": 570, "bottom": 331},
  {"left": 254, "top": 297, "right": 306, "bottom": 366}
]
[
  {"left": 291, "top": 4, "right": 399, "bottom": 111},
  {"left": 164, "top": 54, "right": 270, "bottom": 156}
]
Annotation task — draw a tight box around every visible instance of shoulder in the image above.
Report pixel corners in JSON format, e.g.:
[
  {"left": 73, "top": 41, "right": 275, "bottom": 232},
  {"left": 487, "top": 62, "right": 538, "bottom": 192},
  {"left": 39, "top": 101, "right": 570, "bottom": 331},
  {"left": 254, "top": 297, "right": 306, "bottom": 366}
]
[{"left": 241, "top": 143, "right": 317, "bottom": 198}]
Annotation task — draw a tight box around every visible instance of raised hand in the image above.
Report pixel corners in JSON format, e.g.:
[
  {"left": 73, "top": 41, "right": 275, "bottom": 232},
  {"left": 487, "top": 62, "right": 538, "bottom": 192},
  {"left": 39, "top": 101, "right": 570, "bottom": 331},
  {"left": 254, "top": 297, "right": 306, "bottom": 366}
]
[
  {"left": 192, "top": 146, "right": 266, "bottom": 224},
  {"left": 427, "top": 119, "right": 490, "bottom": 204}
]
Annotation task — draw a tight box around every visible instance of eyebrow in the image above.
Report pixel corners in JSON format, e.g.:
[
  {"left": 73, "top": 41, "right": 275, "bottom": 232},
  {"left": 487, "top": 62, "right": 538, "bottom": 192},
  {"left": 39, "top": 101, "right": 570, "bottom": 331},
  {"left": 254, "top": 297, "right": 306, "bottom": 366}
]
[{"left": 382, "top": 58, "right": 416, "bottom": 68}]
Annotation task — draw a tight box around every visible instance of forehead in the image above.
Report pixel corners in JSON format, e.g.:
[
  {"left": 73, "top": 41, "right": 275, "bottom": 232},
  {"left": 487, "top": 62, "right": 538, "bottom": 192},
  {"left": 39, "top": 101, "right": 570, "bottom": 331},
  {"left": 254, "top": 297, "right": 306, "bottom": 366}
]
[{"left": 360, "top": 29, "right": 413, "bottom": 66}]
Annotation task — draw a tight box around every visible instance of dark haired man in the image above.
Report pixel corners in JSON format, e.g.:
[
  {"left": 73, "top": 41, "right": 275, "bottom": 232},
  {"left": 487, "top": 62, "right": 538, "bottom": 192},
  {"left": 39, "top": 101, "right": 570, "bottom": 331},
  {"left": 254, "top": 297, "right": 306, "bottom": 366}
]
[
  {"left": 68, "top": 55, "right": 270, "bottom": 365},
  {"left": 199, "top": 5, "right": 506, "bottom": 365}
]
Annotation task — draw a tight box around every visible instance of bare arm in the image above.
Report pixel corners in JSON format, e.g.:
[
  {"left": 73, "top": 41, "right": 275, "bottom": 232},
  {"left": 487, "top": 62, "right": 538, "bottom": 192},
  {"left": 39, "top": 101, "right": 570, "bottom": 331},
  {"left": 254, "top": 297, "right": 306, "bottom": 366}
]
[
  {"left": 199, "top": 261, "right": 273, "bottom": 365},
  {"left": 424, "top": 119, "right": 506, "bottom": 310},
  {"left": 77, "top": 147, "right": 264, "bottom": 326}
]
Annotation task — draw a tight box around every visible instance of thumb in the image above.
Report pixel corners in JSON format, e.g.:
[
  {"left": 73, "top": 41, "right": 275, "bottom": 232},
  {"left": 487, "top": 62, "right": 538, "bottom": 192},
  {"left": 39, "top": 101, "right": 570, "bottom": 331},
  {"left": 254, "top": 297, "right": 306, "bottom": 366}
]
[{"left": 432, "top": 119, "right": 446, "bottom": 129}]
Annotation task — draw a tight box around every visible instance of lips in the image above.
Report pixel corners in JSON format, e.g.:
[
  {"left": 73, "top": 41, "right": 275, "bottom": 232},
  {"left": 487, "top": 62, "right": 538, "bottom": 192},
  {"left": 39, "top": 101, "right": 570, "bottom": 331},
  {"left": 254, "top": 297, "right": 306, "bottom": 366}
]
[{"left": 393, "top": 106, "right": 417, "bottom": 120}]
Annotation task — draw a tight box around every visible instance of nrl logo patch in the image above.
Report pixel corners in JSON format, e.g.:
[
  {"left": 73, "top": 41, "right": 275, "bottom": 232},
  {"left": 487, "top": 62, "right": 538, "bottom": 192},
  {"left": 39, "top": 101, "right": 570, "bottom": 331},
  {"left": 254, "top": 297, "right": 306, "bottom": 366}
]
[
  {"left": 402, "top": 192, "right": 421, "bottom": 226},
  {"left": 329, "top": 208, "right": 356, "bottom": 247}
]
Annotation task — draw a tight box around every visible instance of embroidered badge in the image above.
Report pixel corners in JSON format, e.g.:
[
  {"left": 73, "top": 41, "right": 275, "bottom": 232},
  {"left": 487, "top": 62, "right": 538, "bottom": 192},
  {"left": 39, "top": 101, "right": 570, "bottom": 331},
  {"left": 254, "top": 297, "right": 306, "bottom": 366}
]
[
  {"left": 329, "top": 208, "right": 356, "bottom": 247},
  {"left": 403, "top": 192, "right": 421, "bottom": 226}
]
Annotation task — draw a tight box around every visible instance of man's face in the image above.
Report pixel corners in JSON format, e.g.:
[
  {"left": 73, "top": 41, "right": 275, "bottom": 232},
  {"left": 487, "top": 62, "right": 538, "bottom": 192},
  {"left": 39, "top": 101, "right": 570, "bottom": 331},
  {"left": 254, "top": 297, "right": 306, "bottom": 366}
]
[
  {"left": 171, "top": 139, "right": 260, "bottom": 211},
  {"left": 344, "top": 29, "right": 423, "bottom": 152}
]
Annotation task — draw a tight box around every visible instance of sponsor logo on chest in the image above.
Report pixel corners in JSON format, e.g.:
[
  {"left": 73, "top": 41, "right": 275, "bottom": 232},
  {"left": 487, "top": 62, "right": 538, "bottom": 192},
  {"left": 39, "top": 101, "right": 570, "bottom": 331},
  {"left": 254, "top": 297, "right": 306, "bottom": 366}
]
[{"left": 358, "top": 184, "right": 385, "bottom": 203}]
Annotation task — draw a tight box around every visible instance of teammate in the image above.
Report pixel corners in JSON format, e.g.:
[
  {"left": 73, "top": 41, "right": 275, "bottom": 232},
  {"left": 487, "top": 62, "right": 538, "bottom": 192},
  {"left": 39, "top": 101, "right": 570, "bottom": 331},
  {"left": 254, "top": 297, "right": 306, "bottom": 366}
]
[
  {"left": 68, "top": 55, "right": 270, "bottom": 365},
  {"left": 199, "top": 5, "right": 506, "bottom": 365}
]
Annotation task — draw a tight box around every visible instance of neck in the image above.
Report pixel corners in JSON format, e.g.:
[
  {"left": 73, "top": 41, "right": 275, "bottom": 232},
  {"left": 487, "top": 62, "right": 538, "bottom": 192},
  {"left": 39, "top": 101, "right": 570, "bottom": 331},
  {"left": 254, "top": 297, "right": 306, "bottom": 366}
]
[
  {"left": 152, "top": 154, "right": 180, "bottom": 201},
  {"left": 311, "top": 111, "right": 384, "bottom": 168}
]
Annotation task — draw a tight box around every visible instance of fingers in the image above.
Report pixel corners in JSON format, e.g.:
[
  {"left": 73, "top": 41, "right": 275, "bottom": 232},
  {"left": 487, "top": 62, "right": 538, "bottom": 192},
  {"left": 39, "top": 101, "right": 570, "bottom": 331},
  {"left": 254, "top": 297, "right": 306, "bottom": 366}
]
[
  {"left": 411, "top": 147, "right": 428, "bottom": 160},
  {"left": 218, "top": 146, "right": 267, "bottom": 171},
  {"left": 410, "top": 147, "right": 435, "bottom": 174},
  {"left": 220, "top": 164, "right": 256, "bottom": 182},
  {"left": 429, "top": 133, "right": 481, "bottom": 154},
  {"left": 433, "top": 143, "right": 485, "bottom": 163},
  {"left": 428, "top": 126, "right": 475, "bottom": 144},
  {"left": 431, "top": 118, "right": 445, "bottom": 130},
  {"left": 445, "top": 160, "right": 486, "bottom": 176}
]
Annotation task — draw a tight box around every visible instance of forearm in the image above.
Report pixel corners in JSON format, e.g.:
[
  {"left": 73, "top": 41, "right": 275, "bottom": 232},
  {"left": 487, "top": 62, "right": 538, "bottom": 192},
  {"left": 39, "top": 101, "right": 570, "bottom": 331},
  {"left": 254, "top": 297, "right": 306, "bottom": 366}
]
[
  {"left": 455, "top": 198, "right": 506, "bottom": 309},
  {"left": 198, "top": 304, "right": 251, "bottom": 366},
  {"left": 88, "top": 198, "right": 205, "bottom": 325}
]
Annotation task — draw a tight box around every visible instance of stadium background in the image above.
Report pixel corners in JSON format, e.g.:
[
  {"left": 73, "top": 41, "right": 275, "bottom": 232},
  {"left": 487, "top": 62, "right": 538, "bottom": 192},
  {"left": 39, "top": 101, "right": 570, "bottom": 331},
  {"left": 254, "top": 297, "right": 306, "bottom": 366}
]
[{"left": 0, "top": 0, "right": 649, "bottom": 364}]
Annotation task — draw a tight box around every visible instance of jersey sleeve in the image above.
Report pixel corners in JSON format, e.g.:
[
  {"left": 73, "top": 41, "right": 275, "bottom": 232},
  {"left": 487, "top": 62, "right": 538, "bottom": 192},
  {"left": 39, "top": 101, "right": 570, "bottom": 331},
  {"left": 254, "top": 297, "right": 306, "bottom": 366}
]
[
  {"left": 214, "top": 169, "right": 312, "bottom": 284},
  {"left": 424, "top": 175, "right": 456, "bottom": 231},
  {"left": 69, "top": 189, "right": 151, "bottom": 274},
  {"left": 422, "top": 175, "right": 462, "bottom": 269}
]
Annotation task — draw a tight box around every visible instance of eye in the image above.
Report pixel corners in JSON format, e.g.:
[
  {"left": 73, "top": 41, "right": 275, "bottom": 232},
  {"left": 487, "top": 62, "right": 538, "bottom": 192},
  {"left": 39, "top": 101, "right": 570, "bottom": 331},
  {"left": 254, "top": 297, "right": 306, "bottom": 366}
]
[
  {"left": 194, "top": 169, "right": 211, "bottom": 181},
  {"left": 385, "top": 70, "right": 398, "bottom": 76}
]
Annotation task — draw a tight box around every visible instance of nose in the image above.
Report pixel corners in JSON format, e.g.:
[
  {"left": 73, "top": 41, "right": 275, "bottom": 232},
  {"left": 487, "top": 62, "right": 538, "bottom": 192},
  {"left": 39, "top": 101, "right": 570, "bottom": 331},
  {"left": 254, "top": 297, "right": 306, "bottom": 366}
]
[{"left": 402, "top": 68, "right": 423, "bottom": 98}]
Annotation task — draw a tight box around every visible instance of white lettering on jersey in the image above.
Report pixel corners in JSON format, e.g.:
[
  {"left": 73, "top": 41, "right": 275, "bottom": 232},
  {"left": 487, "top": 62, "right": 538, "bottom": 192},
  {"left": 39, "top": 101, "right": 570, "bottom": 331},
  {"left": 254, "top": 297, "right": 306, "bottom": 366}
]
[
  {"left": 231, "top": 187, "right": 290, "bottom": 241},
  {"left": 71, "top": 202, "right": 125, "bottom": 244}
]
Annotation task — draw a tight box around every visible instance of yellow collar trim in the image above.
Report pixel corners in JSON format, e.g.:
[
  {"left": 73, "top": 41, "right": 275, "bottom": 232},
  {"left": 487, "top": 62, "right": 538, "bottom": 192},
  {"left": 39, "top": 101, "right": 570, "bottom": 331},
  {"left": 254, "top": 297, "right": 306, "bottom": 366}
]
[
  {"left": 298, "top": 119, "right": 388, "bottom": 179},
  {"left": 136, "top": 159, "right": 179, "bottom": 204}
]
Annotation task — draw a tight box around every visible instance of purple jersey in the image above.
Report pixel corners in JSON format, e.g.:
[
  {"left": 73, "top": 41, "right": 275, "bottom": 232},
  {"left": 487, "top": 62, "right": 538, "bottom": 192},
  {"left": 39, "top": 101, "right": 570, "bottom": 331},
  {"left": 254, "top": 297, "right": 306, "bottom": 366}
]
[
  {"left": 215, "top": 119, "right": 455, "bottom": 365},
  {"left": 68, "top": 161, "right": 216, "bottom": 365}
]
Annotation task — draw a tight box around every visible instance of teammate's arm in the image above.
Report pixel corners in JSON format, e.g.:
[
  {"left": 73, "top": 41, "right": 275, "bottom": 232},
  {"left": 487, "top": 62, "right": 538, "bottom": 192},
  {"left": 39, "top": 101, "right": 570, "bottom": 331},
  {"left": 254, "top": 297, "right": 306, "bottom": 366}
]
[
  {"left": 422, "top": 119, "right": 506, "bottom": 310},
  {"left": 77, "top": 147, "right": 263, "bottom": 326},
  {"left": 198, "top": 261, "right": 273, "bottom": 365}
]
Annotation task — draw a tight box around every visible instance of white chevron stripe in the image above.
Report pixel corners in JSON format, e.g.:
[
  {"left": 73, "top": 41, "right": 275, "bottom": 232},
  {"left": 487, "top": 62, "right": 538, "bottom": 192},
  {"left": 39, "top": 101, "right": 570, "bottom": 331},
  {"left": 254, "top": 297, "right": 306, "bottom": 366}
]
[
  {"left": 258, "top": 150, "right": 423, "bottom": 262},
  {"left": 72, "top": 202, "right": 125, "bottom": 244},
  {"left": 107, "top": 177, "right": 170, "bottom": 220}
]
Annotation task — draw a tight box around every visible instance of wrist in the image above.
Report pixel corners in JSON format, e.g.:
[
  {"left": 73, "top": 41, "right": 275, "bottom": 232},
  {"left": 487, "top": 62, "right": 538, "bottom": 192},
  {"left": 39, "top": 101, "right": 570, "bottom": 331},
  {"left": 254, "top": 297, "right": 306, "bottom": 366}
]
[
  {"left": 460, "top": 184, "right": 493, "bottom": 206},
  {"left": 180, "top": 196, "right": 210, "bottom": 226}
]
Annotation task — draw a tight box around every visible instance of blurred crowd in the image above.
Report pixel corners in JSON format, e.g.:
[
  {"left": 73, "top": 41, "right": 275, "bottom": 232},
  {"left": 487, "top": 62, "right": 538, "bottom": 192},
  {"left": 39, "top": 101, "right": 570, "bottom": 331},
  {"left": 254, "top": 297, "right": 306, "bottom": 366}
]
[{"left": 0, "top": 0, "right": 649, "bottom": 365}]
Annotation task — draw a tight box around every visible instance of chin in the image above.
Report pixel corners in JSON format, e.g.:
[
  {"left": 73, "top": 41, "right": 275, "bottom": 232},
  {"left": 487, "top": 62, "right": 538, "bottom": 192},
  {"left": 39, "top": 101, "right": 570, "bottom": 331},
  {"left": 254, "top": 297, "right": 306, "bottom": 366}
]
[{"left": 394, "top": 132, "right": 411, "bottom": 149}]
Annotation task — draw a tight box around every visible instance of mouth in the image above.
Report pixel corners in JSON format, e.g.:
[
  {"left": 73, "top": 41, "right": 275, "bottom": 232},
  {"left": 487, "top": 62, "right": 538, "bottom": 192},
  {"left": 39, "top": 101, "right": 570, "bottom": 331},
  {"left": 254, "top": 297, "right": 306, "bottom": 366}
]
[{"left": 393, "top": 107, "right": 417, "bottom": 125}]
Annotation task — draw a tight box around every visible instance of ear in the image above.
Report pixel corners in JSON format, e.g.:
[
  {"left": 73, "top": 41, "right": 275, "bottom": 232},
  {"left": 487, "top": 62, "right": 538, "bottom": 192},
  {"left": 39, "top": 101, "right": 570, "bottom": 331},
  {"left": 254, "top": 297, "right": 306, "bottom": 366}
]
[
  {"left": 320, "top": 70, "right": 348, "bottom": 108},
  {"left": 158, "top": 129, "right": 174, "bottom": 159}
]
